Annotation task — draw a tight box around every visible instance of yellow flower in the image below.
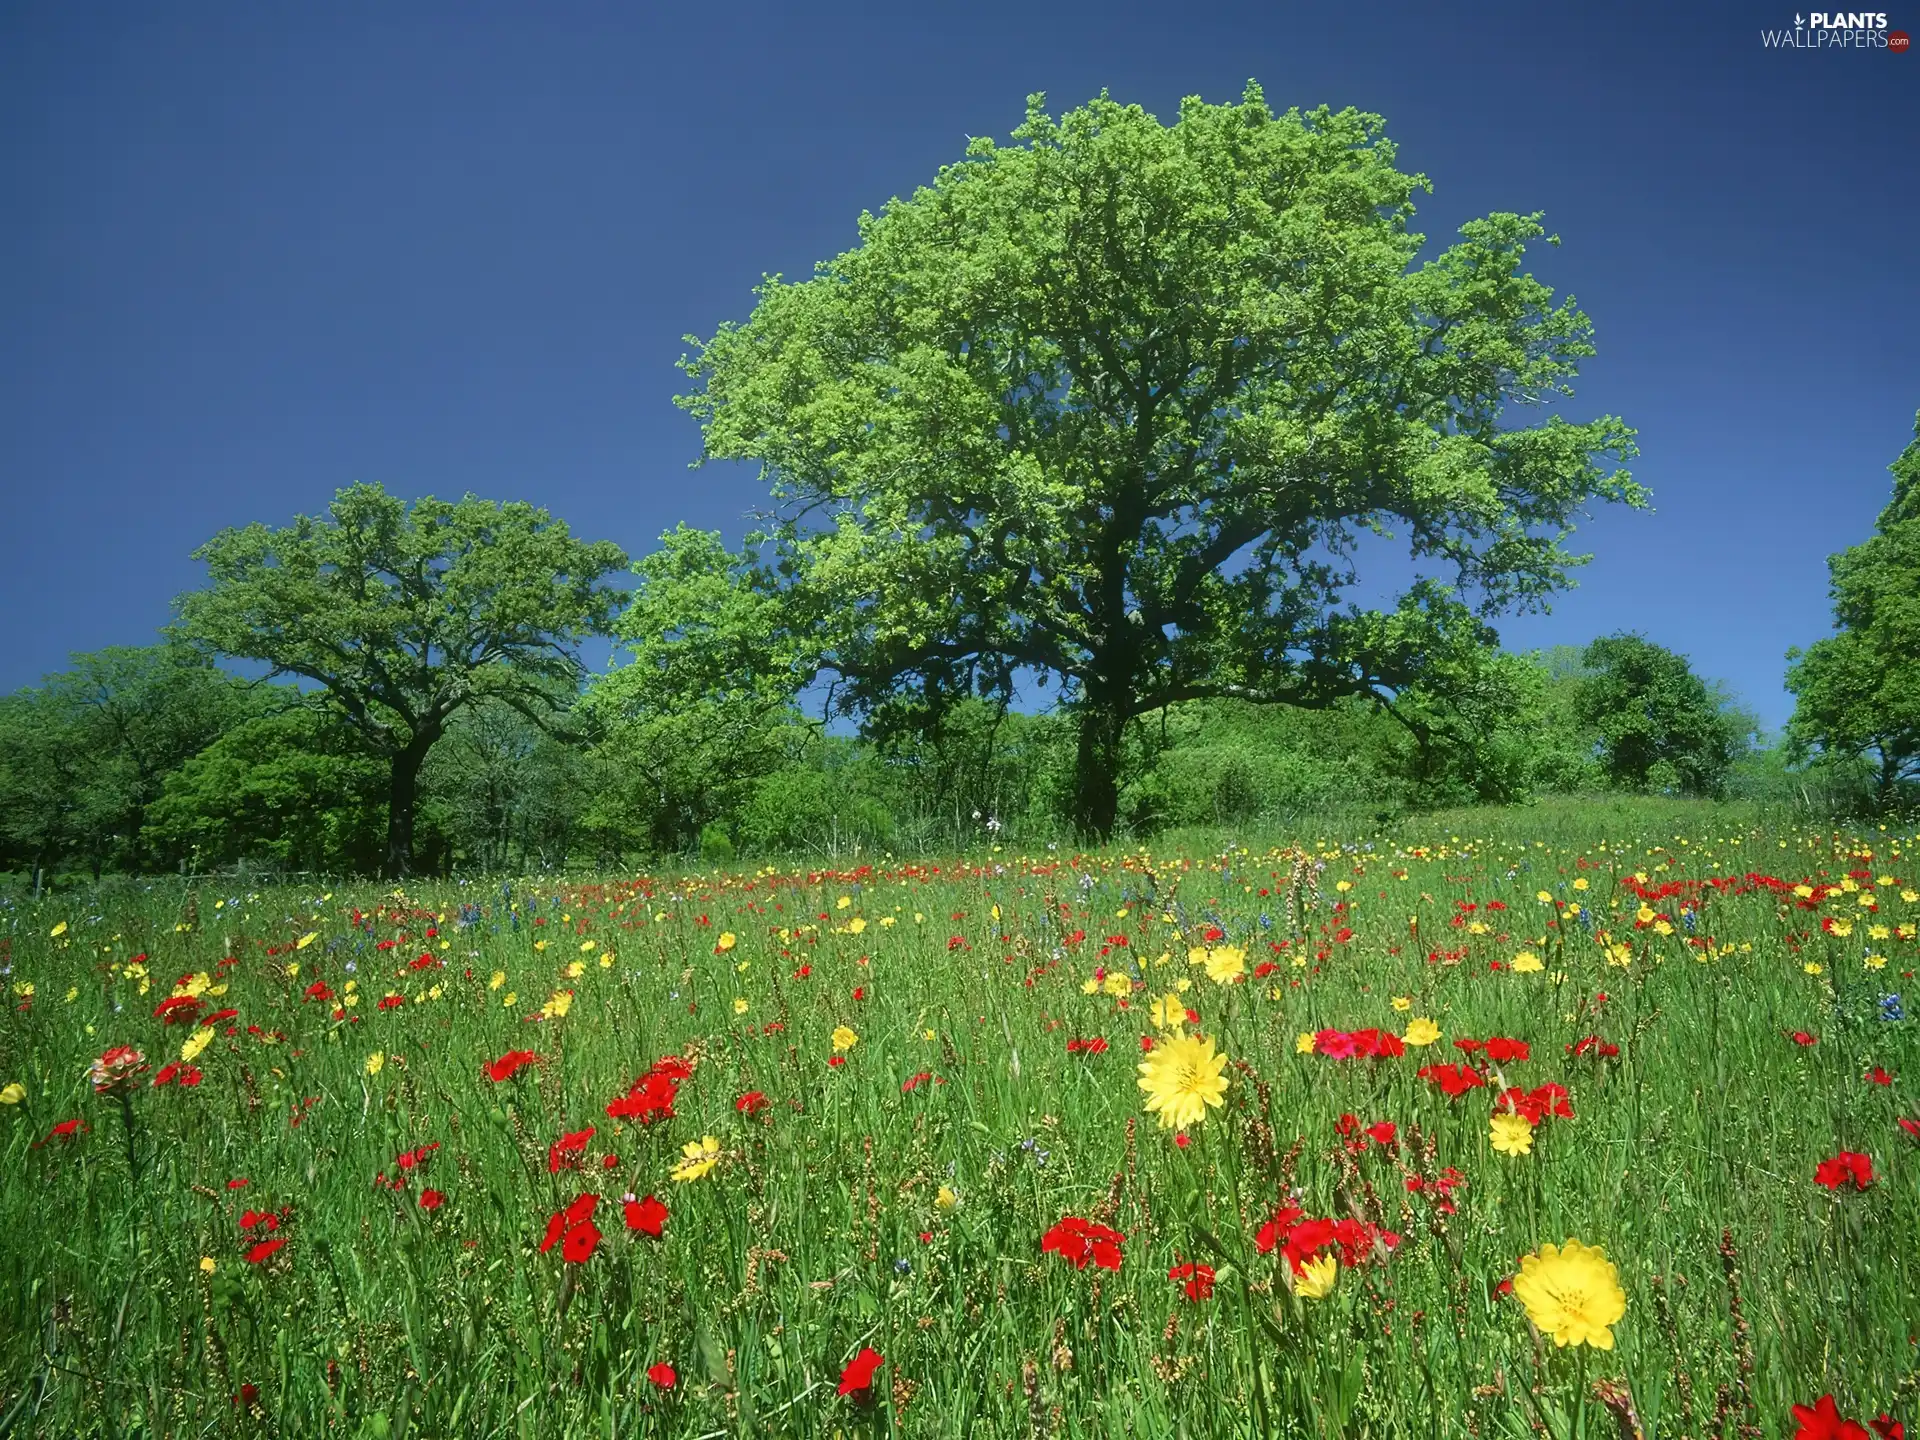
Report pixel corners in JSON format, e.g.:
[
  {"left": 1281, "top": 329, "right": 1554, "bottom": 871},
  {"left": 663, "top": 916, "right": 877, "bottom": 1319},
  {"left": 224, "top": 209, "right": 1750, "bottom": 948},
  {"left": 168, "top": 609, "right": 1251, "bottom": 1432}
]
[
  {"left": 1803, "top": 962, "right": 1823, "bottom": 976},
  {"left": 1204, "top": 946, "right": 1246, "bottom": 985},
  {"left": 671, "top": 1135, "right": 721, "bottom": 1183},
  {"left": 1536, "top": 890, "right": 1554, "bottom": 903},
  {"left": 599, "top": 951, "right": 614, "bottom": 968},
  {"left": 1511, "top": 951, "right": 1544, "bottom": 974},
  {"left": 1403, "top": 1018, "right": 1441, "bottom": 1047},
  {"left": 847, "top": 917, "right": 867, "bottom": 935},
  {"left": 1136, "top": 1032, "right": 1230, "bottom": 1131},
  {"left": 1102, "top": 971, "right": 1133, "bottom": 999},
  {"left": 364, "top": 1052, "right": 384, "bottom": 1077},
  {"left": 1296, "top": 1031, "right": 1317, "bottom": 1054},
  {"left": 580, "top": 939, "right": 597, "bottom": 952},
  {"left": 1490, "top": 1112, "right": 1534, "bottom": 1156},
  {"left": 296, "top": 931, "right": 319, "bottom": 950},
  {"left": 832, "top": 1025, "right": 859, "bottom": 1052},
  {"left": 502, "top": 991, "right": 517, "bottom": 1008},
  {"left": 541, "top": 990, "right": 573, "bottom": 1019},
  {"left": 1511, "top": 1239, "right": 1627, "bottom": 1350},
  {"left": 564, "top": 961, "right": 585, "bottom": 979},
  {"left": 180, "top": 1027, "right": 214, "bottom": 1063},
  {"left": 1390, "top": 995, "right": 1412, "bottom": 1011},
  {"left": 716, "top": 932, "right": 737, "bottom": 952},
  {"left": 1289, "top": 1253, "right": 1338, "bottom": 1300},
  {"left": 935, "top": 1185, "right": 959, "bottom": 1212},
  {"left": 488, "top": 970, "right": 506, "bottom": 990},
  {"left": 1148, "top": 993, "right": 1187, "bottom": 1032},
  {"left": 733, "top": 997, "right": 750, "bottom": 1015},
  {"left": 1865, "top": 953, "right": 1887, "bottom": 970},
  {"left": 533, "top": 939, "right": 549, "bottom": 952},
  {"left": 836, "top": 896, "right": 851, "bottom": 910},
  {"left": 0, "top": 1082, "right": 25, "bottom": 1105},
  {"left": 199, "top": 1256, "right": 216, "bottom": 1274},
  {"left": 1081, "top": 975, "right": 1101, "bottom": 995},
  {"left": 922, "top": 1028, "right": 936, "bottom": 1042},
  {"left": 1828, "top": 920, "right": 1853, "bottom": 938},
  {"left": 1186, "top": 946, "right": 1209, "bottom": 967},
  {"left": 1572, "top": 878, "right": 1589, "bottom": 892}
]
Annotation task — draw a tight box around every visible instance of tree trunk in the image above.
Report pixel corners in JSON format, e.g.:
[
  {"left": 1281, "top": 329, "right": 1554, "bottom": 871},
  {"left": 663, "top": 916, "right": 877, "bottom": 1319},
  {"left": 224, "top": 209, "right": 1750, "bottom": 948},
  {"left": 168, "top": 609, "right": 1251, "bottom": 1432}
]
[
  {"left": 1069, "top": 700, "right": 1128, "bottom": 841},
  {"left": 384, "top": 735, "right": 436, "bottom": 879}
]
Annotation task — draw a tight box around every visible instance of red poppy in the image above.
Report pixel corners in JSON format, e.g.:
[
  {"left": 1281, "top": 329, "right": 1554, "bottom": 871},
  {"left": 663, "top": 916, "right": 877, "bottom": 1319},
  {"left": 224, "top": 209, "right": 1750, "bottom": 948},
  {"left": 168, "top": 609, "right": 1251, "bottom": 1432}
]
[
  {"left": 837, "top": 1346, "right": 885, "bottom": 1396},
  {"left": 1168, "top": 1261, "right": 1216, "bottom": 1300},
  {"left": 1484, "top": 1037, "right": 1530, "bottom": 1064},
  {"left": 1791, "top": 1395, "right": 1870, "bottom": 1440},
  {"left": 562, "top": 1218, "right": 601, "bottom": 1263},
  {"left": 1041, "top": 1215, "right": 1124, "bottom": 1271},
  {"left": 539, "top": 1212, "right": 567, "bottom": 1254},
  {"left": 487, "top": 1050, "right": 538, "bottom": 1083},
  {"left": 1066, "top": 1037, "right": 1109, "bottom": 1055},
  {"left": 234, "top": 1383, "right": 260, "bottom": 1408},
  {"left": 548, "top": 1127, "right": 596, "bottom": 1174},
  {"left": 1366, "top": 1121, "right": 1398, "bottom": 1146},
  {"left": 246, "top": 1237, "right": 286, "bottom": 1265},
  {"left": 1900, "top": 1116, "right": 1920, "bottom": 1143},
  {"left": 1813, "top": 1152, "right": 1874, "bottom": 1191},
  {"left": 1870, "top": 1417, "right": 1904, "bottom": 1440},
  {"left": 1418, "top": 1063, "right": 1487, "bottom": 1099},
  {"left": 736, "top": 1091, "right": 769, "bottom": 1115},
  {"left": 647, "top": 1362, "right": 676, "bottom": 1389},
  {"left": 828, "top": 1055, "right": 846, "bottom": 1068},
  {"left": 226, "top": 1178, "right": 249, "bottom": 1190},
  {"left": 624, "top": 1194, "right": 669, "bottom": 1238},
  {"left": 1789, "top": 1030, "right": 1818, "bottom": 1047},
  {"left": 1314, "top": 1029, "right": 1359, "bottom": 1060},
  {"left": 418, "top": 1189, "right": 444, "bottom": 1211},
  {"left": 1866, "top": 1067, "right": 1893, "bottom": 1086}
]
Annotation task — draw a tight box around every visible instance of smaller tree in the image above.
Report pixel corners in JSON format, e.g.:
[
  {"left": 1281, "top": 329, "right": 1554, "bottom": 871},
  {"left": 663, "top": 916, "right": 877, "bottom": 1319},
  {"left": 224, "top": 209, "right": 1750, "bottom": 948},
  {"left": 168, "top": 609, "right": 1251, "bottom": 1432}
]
[
  {"left": 1786, "top": 412, "right": 1920, "bottom": 799},
  {"left": 1572, "top": 633, "right": 1747, "bottom": 796},
  {"left": 174, "top": 484, "right": 627, "bottom": 877}
]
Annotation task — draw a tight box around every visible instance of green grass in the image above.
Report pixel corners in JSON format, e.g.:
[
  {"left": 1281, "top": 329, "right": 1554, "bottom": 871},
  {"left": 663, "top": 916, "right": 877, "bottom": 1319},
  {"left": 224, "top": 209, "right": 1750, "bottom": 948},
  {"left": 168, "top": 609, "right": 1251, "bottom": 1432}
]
[{"left": 1, "top": 801, "right": 1915, "bottom": 1437}]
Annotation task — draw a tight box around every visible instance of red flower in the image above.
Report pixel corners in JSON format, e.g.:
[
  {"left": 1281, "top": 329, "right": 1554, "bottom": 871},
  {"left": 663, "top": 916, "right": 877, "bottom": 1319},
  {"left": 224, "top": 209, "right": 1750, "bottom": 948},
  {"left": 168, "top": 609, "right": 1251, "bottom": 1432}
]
[
  {"left": 246, "top": 1237, "right": 286, "bottom": 1265},
  {"left": 548, "top": 1127, "right": 596, "bottom": 1174},
  {"left": 1313, "top": 1029, "right": 1359, "bottom": 1060},
  {"left": 1041, "top": 1215, "right": 1125, "bottom": 1271},
  {"left": 838, "top": 1346, "right": 885, "bottom": 1396},
  {"left": 1789, "top": 1030, "right": 1818, "bottom": 1047},
  {"left": 1366, "top": 1121, "right": 1398, "bottom": 1146},
  {"left": 1813, "top": 1152, "right": 1874, "bottom": 1191},
  {"left": 647, "top": 1362, "right": 676, "bottom": 1389},
  {"left": 828, "top": 1055, "right": 846, "bottom": 1068},
  {"left": 1484, "top": 1037, "right": 1530, "bottom": 1064},
  {"left": 1866, "top": 1067, "right": 1893, "bottom": 1086},
  {"left": 226, "top": 1178, "right": 250, "bottom": 1190},
  {"left": 539, "top": 1212, "right": 567, "bottom": 1254},
  {"left": 234, "top": 1383, "right": 260, "bottom": 1408},
  {"left": 1900, "top": 1116, "right": 1920, "bottom": 1143},
  {"left": 1418, "top": 1063, "right": 1487, "bottom": 1099},
  {"left": 1792, "top": 1395, "right": 1871, "bottom": 1440},
  {"left": 418, "top": 1189, "right": 444, "bottom": 1211},
  {"left": 736, "top": 1091, "right": 769, "bottom": 1115},
  {"left": 562, "top": 1218, "right": 601, "bottom": 1263},
  {"left": 624, "top": 1194, "right": 669, "bottom": 1238},
  {"left": 1168, "top": 1261, "right": 1215, "bottom": 1300},
  {"left": 1066, "top": 1037, "right": 1109, "bottom": 1056},
  {"left": 1870, "top": 1417, "right": 1904, "bottom": 1440},
  {"left": 487, "top": 1050, "right": 538, "bottom": 1083}
]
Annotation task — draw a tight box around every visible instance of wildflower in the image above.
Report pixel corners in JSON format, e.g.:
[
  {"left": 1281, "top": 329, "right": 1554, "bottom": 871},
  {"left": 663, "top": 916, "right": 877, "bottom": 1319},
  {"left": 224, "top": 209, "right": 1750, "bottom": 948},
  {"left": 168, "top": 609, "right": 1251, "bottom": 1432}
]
[
  {"left": 1790, "top": 1395, "right": 1871, "bottom": 1440},
  {"left": 88, "top": 1045, "right": 149, "bottom": 1094},
  {"left": 716, "top": 932, "right": 737, "bottom": 952},
  {"left": 1813, "top": 1152, "right": 1874, "bottom": 1191},
  {"left": 1418, "top": 1063, "right": 1487, "bottom": 1099},
  {"left": 831, "top": 1026, "right": 859, "bottom": 1052},
  {"left": 1136, "top": 1032, "right": 1230, "bottom": 1132},
  {"left": 1041, "top": 1215, "right": 1124, "bottom": 1271},
  {"left": 1789, "top": 1030, "right": 1818, "bottom": 1047},
  {"left": 935, "top": 1184, "right": 959, "bottom": 1211},
  {"left": 246, "top": 1237, "right": 287, "bottom": 1265},
  {"left": 1149, "top": 992, "right": 1187, "bottom": 1032},
  {"left": 1511, "top": 1239, "right": 1627, "bottom": 1349},
  {"left": 736, "top": 1091, "right": 769, "bottom": 1115},
  {"left": 487, "top": 1050, "right": 538, "bottom": 1083},
  {"left": 0, "top": 1082, "right": 24, "bottom": 1105},
  {"left": 1289, "top": 1253, "right": 1338, "bottom": 1300},
  {"left": 562, "top": 1218, "right": 601, "bottom": 1263},
  {"left": 1295, "top": 1031, "right": 1317, "bottom": 1054},
  {"left": 671, "top": 1136, "right": 720, "bottom": 1182},
  {"left": 548, "top": 1127, "right": 595, "bottom": 1174},
  {"left": 1511, "top": 951, "right": 1544, "bottom": 973},
  {"left": 732, "top": 998, "right": 749, "bottom": 1015},
  {"left": 838, "top": 1346, "right": 885, "bottom": 1397},
  {"left": 1168, "top": 1261, "right": 1216, "bottom": 1300},
  {"left": 624, "top": 1194, "right": 669, "bottom": 1238},
  {"left": 1204, "top": 946, "right": 1246, "bottom": 985},
  {"left": 1403, "top": 1018, "right": 1441, "bottom": 1047},
  {"left": 647, "top": 1362, "right": 676, "bottom": 1389},
  {"left": 1490, "top": 1112, "right": 1535, "bottom": 1156},
  {"left": 418, "top": 1189, "right": 444, "bottom": 1211},
  {"left": 364, "top": 1052, "right": 384, "bottom": 1077}
]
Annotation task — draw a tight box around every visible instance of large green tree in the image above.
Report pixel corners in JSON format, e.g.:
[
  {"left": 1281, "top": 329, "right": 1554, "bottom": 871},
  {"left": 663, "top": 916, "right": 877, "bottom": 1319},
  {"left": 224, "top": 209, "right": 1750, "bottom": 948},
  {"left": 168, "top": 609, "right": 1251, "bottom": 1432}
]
[
  {"left": 676, "top": 85, "right": 1641, "bottom": 836},
  {"left": 174, "top": 483, "right": 627, "bottom": 876},
  {"left": 1572, "top": 633, "right": 1748, "bottom": 797},
  {"left": 1786, "top": 412, "right": 1920, "bottom": 800}
]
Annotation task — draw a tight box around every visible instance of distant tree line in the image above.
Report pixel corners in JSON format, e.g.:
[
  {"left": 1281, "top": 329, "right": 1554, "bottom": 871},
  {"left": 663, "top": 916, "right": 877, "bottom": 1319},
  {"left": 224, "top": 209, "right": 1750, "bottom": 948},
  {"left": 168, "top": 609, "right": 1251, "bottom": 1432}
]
[{"left": 2, "top": 87, "right": 1912, "bottom": 882}]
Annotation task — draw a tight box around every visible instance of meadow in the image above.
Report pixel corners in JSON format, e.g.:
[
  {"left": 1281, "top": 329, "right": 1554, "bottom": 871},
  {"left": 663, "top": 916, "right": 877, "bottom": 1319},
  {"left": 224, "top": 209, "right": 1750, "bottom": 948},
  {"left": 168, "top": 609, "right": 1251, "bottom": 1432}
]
[{"left": 2, "top": 801, "right": 1915, "bottom": 1438}]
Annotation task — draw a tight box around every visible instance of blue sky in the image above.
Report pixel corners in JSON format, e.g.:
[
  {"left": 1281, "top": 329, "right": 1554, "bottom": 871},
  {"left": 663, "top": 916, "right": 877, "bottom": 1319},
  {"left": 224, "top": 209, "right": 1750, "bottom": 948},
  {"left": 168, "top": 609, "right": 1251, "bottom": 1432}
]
[{"left": 3, "top": 0, "right": 1914, "bottom": 729}]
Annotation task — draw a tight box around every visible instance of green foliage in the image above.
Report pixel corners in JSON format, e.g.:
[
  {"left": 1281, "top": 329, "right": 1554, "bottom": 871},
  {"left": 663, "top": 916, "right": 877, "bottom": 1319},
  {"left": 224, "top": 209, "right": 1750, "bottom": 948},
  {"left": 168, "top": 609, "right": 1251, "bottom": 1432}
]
[
  {"left": 173, "top": 482, "right": 627, "bottom": 876},
  {"left": 1572, "top": 633, "right": 1749, "bottom": 797},
  {"left": 0, "top": 644, "right": 260, "bottom": 877},
  {"left": 678, "top": 83, "right": 1640, "bottom": 834},
  {"left": 143, "top": 707, "right": 388, "bottom": 875},
  {"left": 1787, "top": 411, "right": 1920, "bottom": 800}
]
